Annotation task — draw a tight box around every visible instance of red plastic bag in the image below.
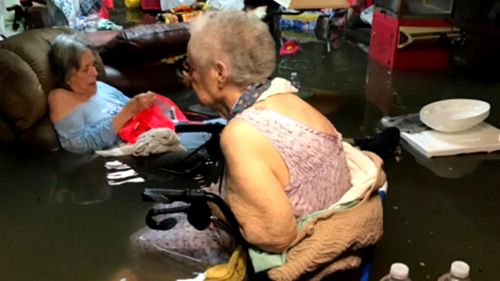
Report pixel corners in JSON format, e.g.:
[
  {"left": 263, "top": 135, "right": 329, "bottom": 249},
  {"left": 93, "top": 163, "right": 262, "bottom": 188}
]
[{"left": 118, "top": 94, "right": 188, "bottom": 144}]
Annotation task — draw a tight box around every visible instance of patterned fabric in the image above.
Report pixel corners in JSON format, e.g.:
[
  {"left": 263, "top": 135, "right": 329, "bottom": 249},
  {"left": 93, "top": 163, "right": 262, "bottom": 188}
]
[
  {"left": 80, "top": 0, "right": 102, "bottom": 16},
  {"left": 53, "top": 0, "right": 77, "bottom": 25},
  {"left": 235, "top": 107, "right": 352, "bottom": 219},
  {"left": 228, "top": 80, "right": 272, "bottom": 120},
  {"left": 51, "top": 0, "right": 102, "bottom": 26},
  {"left": 130, "top": 202, "right": 236, "bottom": 268}
]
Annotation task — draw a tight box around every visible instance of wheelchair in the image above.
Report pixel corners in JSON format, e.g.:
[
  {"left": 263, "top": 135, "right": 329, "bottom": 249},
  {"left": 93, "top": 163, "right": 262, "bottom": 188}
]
[{"left": 140, "top": 121, "right": 389, "bottom": 281}]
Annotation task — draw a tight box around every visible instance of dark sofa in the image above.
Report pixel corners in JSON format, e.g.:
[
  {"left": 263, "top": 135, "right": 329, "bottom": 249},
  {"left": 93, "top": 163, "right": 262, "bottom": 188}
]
[{"left": 0, "top": 23, "right": 190, "bottom": 151}]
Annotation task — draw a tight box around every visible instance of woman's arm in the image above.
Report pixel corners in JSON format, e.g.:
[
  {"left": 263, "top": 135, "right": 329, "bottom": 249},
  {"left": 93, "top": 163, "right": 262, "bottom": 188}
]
[
  {"left": 58, "top": 119, "right": 119, "bottom": 153},
  {"left": 220, "top": 120, "right": 297, "bottom": 253},
  {"left": 96, "top": 83, "right": 157, "bottom": 132},
  {"left": 48, "top": 87, "right": 155, "bottom": 153}
]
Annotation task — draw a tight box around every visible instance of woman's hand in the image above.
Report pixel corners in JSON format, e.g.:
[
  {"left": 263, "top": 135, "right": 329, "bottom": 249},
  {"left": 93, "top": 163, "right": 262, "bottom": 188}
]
[
  {"left": 123, "top": 92, "right": 156, "bottom": 117},
  {"left": 112, "top": 92, "right": 156, "bottom": 132}
]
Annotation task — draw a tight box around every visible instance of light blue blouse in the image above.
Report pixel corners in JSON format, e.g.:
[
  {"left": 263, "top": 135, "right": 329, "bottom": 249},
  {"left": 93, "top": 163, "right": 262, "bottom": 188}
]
[
  {"left": 54, "top": 81, "right": 227, "bottom": 154},
  {"left": 54, "top": 82, "right": 129, "bottom": 154}
]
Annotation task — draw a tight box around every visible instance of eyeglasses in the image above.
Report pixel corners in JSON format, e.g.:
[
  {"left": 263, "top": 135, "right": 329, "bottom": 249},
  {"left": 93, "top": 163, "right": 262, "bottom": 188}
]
[
  {"left": 180, "top": 56, "right": 195, "bottom": 88},
  {"left": 182, "top": 57, "right": 195, "bottom": 75}
]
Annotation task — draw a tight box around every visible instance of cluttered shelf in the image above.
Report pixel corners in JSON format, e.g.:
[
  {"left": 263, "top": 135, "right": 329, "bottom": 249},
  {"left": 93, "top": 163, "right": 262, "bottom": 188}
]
[
  {"left": 108, "top": 0, "right": 353, "bottom": 29},
  {"left": 109, "top": 0, "right": 206, "bottom": 29}
]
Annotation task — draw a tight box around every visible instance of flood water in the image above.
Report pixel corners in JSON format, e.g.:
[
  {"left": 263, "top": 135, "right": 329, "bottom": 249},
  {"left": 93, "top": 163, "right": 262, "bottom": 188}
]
[{"left": 1, "top": 34, "right": 499, "bottom": 281}]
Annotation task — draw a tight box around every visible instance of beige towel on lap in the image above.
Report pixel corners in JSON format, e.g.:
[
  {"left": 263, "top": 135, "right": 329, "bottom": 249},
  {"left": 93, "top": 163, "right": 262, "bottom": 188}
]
[{"left": 96, "top": 128, "right": 185, "bottom": 157}]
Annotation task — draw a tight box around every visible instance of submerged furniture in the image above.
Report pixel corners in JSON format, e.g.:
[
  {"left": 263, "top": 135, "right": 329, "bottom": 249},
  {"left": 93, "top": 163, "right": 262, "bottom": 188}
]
[
  {"left": 369, "top": 0, "right": 460, "bottom": 69},
  {"left": 0, "top": 24, "right": 189, "bottom": 151}
]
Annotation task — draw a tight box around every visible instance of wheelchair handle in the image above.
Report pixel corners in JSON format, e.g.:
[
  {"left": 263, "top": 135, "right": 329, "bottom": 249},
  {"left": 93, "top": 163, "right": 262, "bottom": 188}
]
[
  {"left": 145, "top": 205, "right": 190, "bottom": 230},
  {"left": 175, "top": 123, "right": 225, "bottom": 134},
  {"left": 142, "top": 188, "right": 206, "bottom": 203},
  {"left": 141, "top": 188, "right": 245, "bottom": 244}
]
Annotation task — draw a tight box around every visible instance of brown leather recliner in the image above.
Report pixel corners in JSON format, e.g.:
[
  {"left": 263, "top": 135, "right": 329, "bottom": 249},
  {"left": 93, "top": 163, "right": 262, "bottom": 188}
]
[{"left": 0, "top": 23, "right": 190, "bottom": 151}]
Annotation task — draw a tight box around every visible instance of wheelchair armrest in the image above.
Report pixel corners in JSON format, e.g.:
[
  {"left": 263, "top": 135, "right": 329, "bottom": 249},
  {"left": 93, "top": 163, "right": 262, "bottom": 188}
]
[
  {"left": 175, "top": 122, "right": 225, "bottom": 134},
  {"left": 141, "top": 188, "right": 244, "bottom": 243}
]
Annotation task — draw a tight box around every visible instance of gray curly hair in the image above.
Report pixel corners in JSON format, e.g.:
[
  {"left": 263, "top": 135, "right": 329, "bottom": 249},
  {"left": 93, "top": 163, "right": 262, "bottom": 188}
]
[
  {"left": 188, "top": 10, "right": 276, "bottom": 88},
  {"left": 49, "top": 34, "right": 97, "bottom": 90}
]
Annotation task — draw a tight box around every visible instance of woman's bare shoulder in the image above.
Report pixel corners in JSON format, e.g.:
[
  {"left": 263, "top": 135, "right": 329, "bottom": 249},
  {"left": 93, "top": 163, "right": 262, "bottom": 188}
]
[
  {"left": 264, "top": 94, "right": 339, "bottom": 136},
  {"left": 221, "top": 119, "right": 254, "bottom": 143},
  {"left": 220, "top": 118, "right": 272, "bottom": 159},
  {"left": 48, "top": 88, "right": 71, "bottom": 104},
  {"left": 47, "top": 88, "right": 77, "bottom": 123}
]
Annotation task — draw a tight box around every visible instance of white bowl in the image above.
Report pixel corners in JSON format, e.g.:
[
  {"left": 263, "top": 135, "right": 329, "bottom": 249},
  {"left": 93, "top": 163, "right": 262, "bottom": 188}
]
[{"left": 419, "top": 99, "right": 490, "bottom": 132}]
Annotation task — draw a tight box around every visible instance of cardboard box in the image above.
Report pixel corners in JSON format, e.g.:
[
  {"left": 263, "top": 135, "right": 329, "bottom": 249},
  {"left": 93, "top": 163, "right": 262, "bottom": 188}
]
[{"left": 289, "top": 0, "right": 350, "bottom": 9}]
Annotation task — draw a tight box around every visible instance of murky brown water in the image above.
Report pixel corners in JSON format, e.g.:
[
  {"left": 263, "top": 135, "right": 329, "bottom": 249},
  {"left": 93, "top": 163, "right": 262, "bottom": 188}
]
[{"left": 1, "top": 32, "right": 499, "bottom": 281}]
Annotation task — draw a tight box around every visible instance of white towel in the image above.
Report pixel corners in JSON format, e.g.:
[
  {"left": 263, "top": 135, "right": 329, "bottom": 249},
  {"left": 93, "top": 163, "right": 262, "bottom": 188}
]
[
  {"left": 329, "top": 142, "right": 381, "bottom": 209},
  {"left": 96, "top": 128, "right": 185, "bottom": 157}
]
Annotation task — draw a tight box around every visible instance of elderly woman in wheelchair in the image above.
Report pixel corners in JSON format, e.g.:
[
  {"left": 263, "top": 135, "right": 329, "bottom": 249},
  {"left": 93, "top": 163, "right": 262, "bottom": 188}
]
[{"left": 135, "top": 10, "right": 385, "bottom": 281}]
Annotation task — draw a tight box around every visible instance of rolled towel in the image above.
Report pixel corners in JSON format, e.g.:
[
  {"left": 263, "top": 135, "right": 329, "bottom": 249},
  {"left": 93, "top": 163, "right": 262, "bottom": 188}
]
[
  {"left": 97, "top": 128, "right": 185, "bottom": 157},
  {"left": 133, "top": 128, "right": 185, "bottom": 156}
]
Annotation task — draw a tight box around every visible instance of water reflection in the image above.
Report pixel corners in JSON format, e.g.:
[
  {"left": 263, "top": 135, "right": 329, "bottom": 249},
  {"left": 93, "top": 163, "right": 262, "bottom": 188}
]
[
  {"left": 402, "top": 141, "right": 500, "bottom": 179},
  {"left": 53, "top": 153, "right": 111, "bottom": 205},
  {"left": 365, "top": 59, "right": 401, "bottom": 117},
  {"left": 0, "top": 149, "right": 148, "bottom": 281}
]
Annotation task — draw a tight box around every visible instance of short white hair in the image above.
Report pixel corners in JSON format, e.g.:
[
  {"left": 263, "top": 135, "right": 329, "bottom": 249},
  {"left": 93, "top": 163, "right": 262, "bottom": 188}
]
[{"left": 189, "top": 10, "right": 276, "bottom": 87}]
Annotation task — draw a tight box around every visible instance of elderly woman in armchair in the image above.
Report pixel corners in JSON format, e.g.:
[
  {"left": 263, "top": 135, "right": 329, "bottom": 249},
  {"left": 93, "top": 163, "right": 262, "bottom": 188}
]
[{"left": 48, "top": 34, "right": 157, "bottom": 154}]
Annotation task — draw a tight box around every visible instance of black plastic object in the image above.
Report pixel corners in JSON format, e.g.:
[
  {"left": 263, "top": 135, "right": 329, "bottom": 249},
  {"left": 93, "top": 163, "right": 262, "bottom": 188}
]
[
  {"left": 187, "top": 201, "right": 212, "bottom": 230},
  {"left": 143, "top": 188, "right": 208, "bottom": 230},
  {"left": 157, "top": 122, "right": 225, "bottom": 177},
  {"left": 145, "top": 205, "right": 188, "bottom": 230},
  {"left": 355, "top": 127, "right": 401, "bottom": 160},
  {"left": 175, "top": 122, "right": 225, "bottom": 134},
  {"left": 144, "top": 199, "right": 212, "bottom": 231},
  {"left": 142, "top": 188, "right": 243, "bottom": 242},
  {"left": 142, "top": 187, "right": 207, "bottom": 203},
  {"left": 176, "top": 122, "right": 225, "bottom": 159}
]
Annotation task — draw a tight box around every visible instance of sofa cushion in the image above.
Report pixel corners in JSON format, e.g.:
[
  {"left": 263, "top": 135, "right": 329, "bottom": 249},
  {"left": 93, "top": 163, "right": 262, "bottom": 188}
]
[
  {"left": 0, "top": 48, "right": 46, "bottom": 130},
  {"left": 16, "top": 117, "right": 60, "bottom": 152},
  {"left": 101, "top": 62, "right": 183, "bottom": 97},
  {"left": 98, "top": 23, "right": 190, "bottom": 67},
  {"left": 0, "top": 119, "right": 15, "bottom": 142}
]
